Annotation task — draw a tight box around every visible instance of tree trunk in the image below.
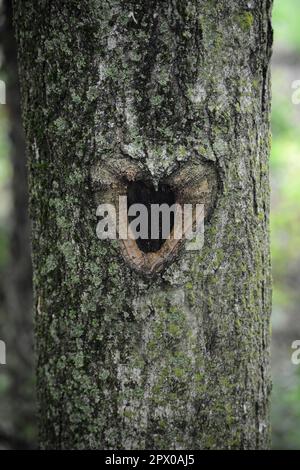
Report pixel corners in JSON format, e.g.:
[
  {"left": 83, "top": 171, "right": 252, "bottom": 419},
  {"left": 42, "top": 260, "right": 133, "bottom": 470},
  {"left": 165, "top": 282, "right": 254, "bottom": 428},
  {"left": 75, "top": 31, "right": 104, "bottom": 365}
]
[{"left": 13, "top": 0, "right": 273, "bottom": 450}]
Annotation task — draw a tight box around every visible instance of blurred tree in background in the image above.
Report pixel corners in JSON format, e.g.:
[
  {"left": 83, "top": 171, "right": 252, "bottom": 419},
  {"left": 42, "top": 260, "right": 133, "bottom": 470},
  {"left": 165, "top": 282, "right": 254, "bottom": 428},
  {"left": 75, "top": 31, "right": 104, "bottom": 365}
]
[
  {"left": 0, "top": 0, "right": 299, "bottom": 449},
  {"left": 0, "top": 0, "right": 36, "bottom": 449},
  {"left": 271, "top": 0, "right": 300, "bottom": 450}
]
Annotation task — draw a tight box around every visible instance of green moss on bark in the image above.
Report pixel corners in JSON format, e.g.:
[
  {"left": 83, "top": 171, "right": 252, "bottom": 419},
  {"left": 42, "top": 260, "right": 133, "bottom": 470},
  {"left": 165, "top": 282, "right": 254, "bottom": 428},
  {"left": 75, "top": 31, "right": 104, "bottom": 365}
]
[{"left": 13, "top": 0, "right": 273, "bottom": 450}]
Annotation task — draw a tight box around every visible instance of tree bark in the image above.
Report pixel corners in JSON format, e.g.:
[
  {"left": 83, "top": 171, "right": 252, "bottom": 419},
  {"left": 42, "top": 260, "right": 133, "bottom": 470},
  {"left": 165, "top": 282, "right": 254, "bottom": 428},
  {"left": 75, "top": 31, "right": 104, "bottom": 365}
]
[{"left": 13, "top": 0, "right": 273, "bottom": 450}]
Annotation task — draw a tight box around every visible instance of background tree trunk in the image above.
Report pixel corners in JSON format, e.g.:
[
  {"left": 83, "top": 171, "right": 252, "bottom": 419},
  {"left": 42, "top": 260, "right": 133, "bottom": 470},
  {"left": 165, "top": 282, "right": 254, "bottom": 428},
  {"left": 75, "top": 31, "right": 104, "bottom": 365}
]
[
  {"left": 0, "top": 0, "right": 35, "bottom": 448},
  {"left": 13, "top": 0, "right": 273, "bottom": 450}
]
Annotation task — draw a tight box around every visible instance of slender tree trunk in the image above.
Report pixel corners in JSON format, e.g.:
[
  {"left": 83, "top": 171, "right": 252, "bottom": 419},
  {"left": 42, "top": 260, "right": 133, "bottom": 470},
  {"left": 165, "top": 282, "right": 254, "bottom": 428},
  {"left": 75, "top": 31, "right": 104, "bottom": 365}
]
[{"left": 13, "top": 0, "right": 273, "bottom": 450}]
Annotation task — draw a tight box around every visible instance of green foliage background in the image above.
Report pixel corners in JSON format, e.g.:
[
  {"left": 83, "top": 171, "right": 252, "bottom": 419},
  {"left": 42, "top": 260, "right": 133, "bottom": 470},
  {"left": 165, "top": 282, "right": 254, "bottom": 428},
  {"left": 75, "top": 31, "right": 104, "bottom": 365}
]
[{"left": 271, "top": 0, "right": 300, "bottom": 450}]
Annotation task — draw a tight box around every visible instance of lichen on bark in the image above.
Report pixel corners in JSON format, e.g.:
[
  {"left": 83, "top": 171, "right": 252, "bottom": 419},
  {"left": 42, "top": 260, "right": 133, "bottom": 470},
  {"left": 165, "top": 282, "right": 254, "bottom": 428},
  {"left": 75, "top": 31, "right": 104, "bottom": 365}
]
[{"left": 13, "top": 0, "right": 273, "bottom": 449}]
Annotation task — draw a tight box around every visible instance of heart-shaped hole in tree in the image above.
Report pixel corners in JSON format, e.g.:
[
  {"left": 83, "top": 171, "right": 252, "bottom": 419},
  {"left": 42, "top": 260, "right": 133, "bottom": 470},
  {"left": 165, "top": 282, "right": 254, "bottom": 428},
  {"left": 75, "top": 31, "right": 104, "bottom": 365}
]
[{"left": 127, "top": 181, "right": 176, "bottom": 253}]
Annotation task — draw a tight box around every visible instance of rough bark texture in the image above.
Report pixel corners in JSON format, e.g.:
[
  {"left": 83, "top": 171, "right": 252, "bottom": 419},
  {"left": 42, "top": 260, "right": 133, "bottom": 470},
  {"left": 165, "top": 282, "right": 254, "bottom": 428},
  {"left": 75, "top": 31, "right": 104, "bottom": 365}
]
[{"left": 13, "top": 0, "right": 273, "bottom": 450}]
